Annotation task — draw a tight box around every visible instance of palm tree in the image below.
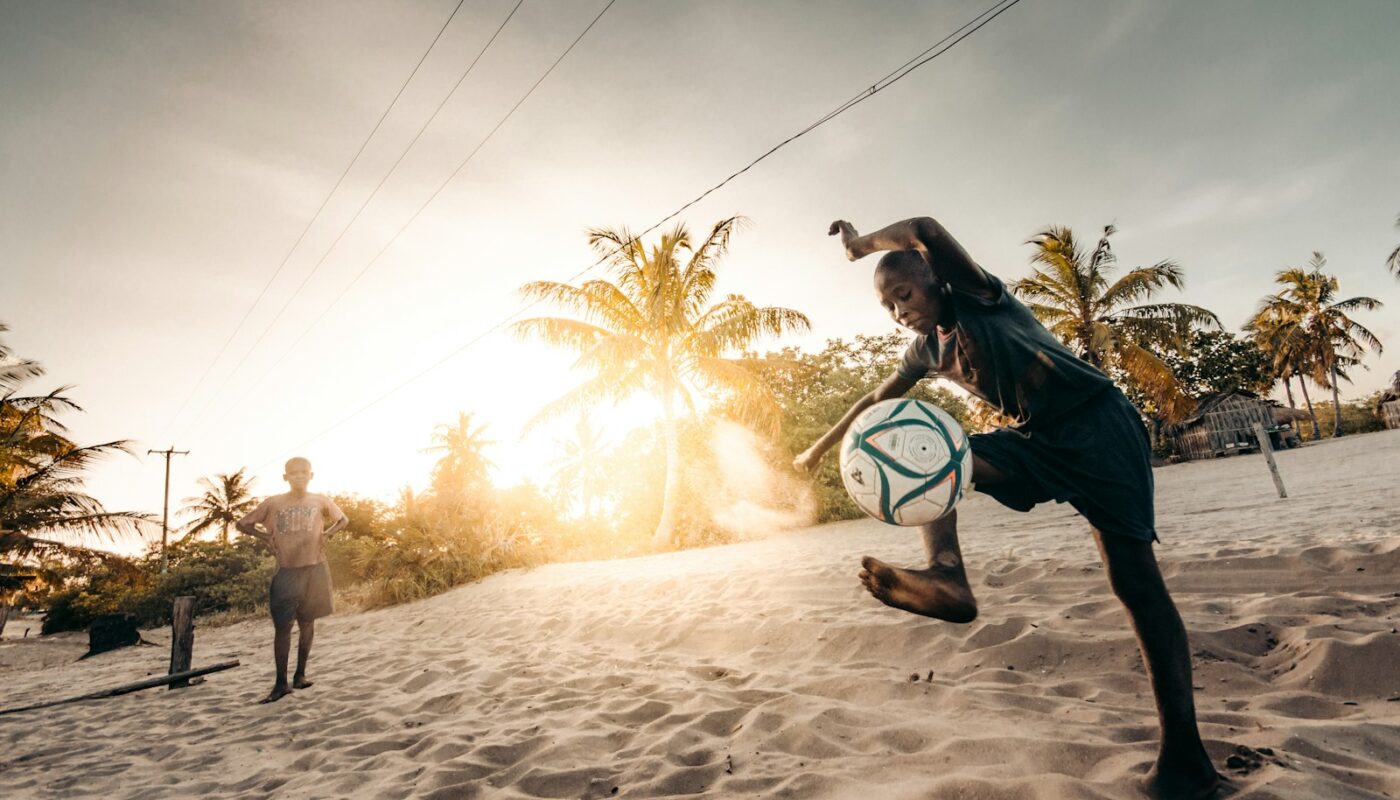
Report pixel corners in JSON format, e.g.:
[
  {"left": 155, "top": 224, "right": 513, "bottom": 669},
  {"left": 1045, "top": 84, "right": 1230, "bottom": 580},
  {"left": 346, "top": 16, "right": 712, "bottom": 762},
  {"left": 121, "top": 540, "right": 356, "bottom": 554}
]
[
  {"left": 514, "top": 217, "right": 810, "bottom": 548},
  {"left": 425, "top": 412, "right": 495, "bottom": 501},
  {"left": 178, "top": 469, "right": 257, "bottom": 543},
  {"left": 1, "top": 325, "right": 148, "bottom": 570},
  {"left": 1387, "top": 215, "right": 1399, "bottom": 279},
  {"left": 549, "top": 413, "right": 608, "bottom": 519},
  {"left": 1246, "top": 308, "right": 1315, "bottom": 432},
  {"left": 1249, "top": 254, "right": 1383, "bottom": 438},
  {"left": 1012, "top": 225, "right": 1220, "bottom": 423}
]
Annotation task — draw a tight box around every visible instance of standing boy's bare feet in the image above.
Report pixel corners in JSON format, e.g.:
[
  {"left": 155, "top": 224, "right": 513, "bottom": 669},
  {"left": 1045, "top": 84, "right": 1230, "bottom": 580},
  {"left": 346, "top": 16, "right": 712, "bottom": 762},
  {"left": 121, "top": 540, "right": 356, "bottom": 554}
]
[
  {"left": 859, "top": 556, "right": 978, "bottom": 623},
  {"left": 259, "top": 684, "right": 293, "bottom": 704},
  {"left": 292, "top": 674, "right": 314, "bottom": 690}
]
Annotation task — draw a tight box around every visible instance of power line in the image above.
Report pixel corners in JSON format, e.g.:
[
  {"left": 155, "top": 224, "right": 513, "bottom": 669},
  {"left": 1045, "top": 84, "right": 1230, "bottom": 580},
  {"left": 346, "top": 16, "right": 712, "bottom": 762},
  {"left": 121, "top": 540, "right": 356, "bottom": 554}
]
[
  {"left": 173, "top": 0, "right": 527, "bottom": 442},
  {"left": 222, "top": 0, "right": 617, "bottom": 428},
  {"left": 253, "top": 0, "right": 1026, "bottom": 468},
  {"left": 159, "top": 0, "right": 469, "bottom": 441}
]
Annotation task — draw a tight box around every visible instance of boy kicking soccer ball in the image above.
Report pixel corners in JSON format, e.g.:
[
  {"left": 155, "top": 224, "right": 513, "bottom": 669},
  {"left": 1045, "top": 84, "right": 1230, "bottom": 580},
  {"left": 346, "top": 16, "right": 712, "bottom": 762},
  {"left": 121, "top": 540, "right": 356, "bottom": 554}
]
[{"left": 795, "top": 216, "right": 1219, "bottom": 799}]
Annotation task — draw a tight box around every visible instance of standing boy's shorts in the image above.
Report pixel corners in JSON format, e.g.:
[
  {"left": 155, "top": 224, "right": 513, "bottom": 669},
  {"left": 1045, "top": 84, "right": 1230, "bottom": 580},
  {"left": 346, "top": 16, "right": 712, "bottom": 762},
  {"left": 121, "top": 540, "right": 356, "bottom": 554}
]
[
  {"left": 269, "top": 562, "right": 334, "bottom": 626},
  {"left": 969, "top": 388, "right": 1158, "bottom": 542}
]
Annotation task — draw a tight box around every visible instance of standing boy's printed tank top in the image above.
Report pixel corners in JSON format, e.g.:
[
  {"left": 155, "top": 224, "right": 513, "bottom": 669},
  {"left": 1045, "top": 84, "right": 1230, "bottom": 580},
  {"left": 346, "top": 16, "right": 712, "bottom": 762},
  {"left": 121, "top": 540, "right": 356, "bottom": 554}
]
[
  {"left": 896, "top": 273, "right": 1115, "bottom": 428},
  {"left": 241, "top": 494, "right": 344, "bottom": 569}
]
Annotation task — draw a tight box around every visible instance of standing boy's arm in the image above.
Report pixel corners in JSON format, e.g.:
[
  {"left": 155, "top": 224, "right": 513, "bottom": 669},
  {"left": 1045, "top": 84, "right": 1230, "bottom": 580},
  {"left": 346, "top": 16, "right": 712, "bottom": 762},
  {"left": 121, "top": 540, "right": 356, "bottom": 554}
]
[
  {"left": 323, "top": 515, "right": 348, "bottom": 538},
  {"left": 795, "top": 370, "right": 920, "bottom": 472},
  {"left": 322, "top": 497, "right": 349, "bottom": 538},
  {"left": 234, "top": 501, "right": 272, "bottom": 544},
  {"left": 830, "top": 217, "right": 994, "bottom": 295}
]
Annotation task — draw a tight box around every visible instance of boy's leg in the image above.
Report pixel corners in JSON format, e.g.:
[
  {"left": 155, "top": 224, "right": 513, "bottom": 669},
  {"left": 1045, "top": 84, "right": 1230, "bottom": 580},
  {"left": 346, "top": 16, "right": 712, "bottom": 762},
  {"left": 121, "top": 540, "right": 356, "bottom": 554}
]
[
  {"left": 261, "top": 621, "right": 295, "bottom": 704},
  {"left": 293, "top": 619, "right": 315, "bottom": 689},
  {"left": 1092, "top": 529, "right": 1219, "bottom": 798},
  {"left": 858, "top": 455, "right": 1009, "bottom": 623}
]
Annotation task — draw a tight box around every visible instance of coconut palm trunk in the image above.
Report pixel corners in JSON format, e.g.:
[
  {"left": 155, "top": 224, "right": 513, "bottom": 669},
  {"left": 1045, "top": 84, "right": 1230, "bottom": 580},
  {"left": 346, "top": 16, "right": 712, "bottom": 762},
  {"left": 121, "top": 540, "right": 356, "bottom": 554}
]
[
  {"left": 1297, "top": 378, "right": 1321, "bottom": 440},
  {"left": 653, "top": 370, "right": 682, "bottom": 549},
  {"left": 1282, "top": 376, "right": 1296, "bottom": 410},
  {"left": 1329, "top": 361, "right": 1344, "bottom": 438}
]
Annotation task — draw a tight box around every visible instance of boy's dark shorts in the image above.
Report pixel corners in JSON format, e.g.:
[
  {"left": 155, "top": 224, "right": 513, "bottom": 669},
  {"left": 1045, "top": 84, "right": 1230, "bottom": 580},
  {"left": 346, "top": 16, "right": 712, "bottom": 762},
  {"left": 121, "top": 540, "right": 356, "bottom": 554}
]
[
  {"left": 970, "top": 389, "right": 1158, "bottom": 542},
  {"left": 269, "top": 562, "right": 334, "bottom": 627}
]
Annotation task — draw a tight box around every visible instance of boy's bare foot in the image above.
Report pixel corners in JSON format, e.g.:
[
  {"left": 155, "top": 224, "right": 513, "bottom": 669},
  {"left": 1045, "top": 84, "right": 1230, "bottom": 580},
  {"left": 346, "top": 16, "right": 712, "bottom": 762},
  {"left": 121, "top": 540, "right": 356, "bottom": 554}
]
[
  {"left": 1142, "top": 756, "right": 1222, "bottom": 799},
  {"left": 259, "top": 684, "right": 293, "bottom": 704},
  {"left": 292, "top": 675, "right": 314, "bottom": 690},
  {"left": 859, "top": 556, "right": 977, "bottom": 623}
]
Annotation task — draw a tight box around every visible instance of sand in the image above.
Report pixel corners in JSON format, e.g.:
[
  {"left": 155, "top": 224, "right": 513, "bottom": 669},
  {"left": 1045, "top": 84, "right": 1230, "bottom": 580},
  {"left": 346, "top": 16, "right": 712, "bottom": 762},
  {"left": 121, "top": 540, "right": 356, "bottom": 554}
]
[{"left": 2, "top": 430, "right": 1398, "bottom": 799}]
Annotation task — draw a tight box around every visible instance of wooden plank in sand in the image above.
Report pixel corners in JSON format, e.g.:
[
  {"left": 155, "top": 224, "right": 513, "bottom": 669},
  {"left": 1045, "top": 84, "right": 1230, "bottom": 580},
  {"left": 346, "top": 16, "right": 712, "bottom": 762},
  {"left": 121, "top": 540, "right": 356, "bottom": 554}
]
[
  {"left": 1252, "top": 422, "right": 1287, "bottom": 499},
  {"left": 168, "top": 596, "right": 195, "bottom": 689},
  {"left": 0, "top": 660, "right": 240, "bottom": 716}
]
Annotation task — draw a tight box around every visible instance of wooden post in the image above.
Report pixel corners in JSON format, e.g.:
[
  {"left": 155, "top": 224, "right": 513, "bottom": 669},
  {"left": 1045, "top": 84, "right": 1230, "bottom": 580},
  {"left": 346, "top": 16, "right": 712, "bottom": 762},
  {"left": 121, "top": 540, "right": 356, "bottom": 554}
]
[
  {"left": 1252, "top": 423, "right": 1287, "bottom": 499},
  {"left": 0, "top": 605, "right": 10, "bottom": 639},
  {"left": 169, "top": 596, "right": 195, "bottom": 689}
]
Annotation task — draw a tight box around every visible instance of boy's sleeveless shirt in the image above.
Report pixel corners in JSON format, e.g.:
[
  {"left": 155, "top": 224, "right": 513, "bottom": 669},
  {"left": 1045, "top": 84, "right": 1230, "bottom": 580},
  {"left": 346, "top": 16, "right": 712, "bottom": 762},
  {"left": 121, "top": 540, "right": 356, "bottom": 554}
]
[{"left": 896, "top": 273, "right": 1114, "bottom": 428}]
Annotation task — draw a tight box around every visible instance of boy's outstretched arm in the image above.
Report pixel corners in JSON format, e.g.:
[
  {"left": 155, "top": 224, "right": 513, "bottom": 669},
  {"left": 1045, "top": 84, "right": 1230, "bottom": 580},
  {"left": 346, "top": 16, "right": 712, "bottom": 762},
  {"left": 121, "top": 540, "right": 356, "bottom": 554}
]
[
  {"left": 795, "top": 371, "right": 919, "bottom": 472},
  {"left": 829, "top": 217, "right": 993, "bottom": 295}
]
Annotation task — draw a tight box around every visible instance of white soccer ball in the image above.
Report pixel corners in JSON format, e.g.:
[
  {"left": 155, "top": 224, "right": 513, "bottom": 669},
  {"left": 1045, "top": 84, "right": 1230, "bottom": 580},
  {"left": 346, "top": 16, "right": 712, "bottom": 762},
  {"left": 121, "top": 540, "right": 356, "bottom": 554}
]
[{"left": 839, "top": 398, "right": 973, "bottom": 526}]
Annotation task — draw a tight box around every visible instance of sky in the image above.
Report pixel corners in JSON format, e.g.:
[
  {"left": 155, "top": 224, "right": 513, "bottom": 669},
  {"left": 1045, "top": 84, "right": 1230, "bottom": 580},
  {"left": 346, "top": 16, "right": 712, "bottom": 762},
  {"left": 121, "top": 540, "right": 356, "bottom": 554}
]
[{"left": 4, "top": 0, "right": 1398, "bottom": 552}]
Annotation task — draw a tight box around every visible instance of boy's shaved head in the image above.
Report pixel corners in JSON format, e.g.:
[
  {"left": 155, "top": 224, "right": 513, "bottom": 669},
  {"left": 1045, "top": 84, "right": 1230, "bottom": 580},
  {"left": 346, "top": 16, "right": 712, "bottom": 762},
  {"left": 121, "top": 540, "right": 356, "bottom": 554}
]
[
  {"left": 873, "top": 250, "right": 946, "bottom": 336},
  {"left": 874, "top": 250, "right": 938, "bottom": 284},
  {"left": 285, "top": 457, "right": 312, "bottom": 472}
]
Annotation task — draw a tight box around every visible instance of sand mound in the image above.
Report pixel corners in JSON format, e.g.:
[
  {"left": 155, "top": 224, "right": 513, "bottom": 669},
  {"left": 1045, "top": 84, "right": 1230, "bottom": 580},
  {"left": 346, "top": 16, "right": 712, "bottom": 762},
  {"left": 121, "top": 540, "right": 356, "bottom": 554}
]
[{"left": 2, "top": 430, "right": 1399, "bottom": 798}]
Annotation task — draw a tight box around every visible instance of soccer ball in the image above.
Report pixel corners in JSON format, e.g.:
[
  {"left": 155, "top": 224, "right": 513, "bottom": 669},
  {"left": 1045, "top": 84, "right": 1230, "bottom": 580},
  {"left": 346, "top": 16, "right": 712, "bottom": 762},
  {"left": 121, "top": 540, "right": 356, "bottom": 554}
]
[{"left": 839, "top": 399, "right": 972, "bottom": 526}]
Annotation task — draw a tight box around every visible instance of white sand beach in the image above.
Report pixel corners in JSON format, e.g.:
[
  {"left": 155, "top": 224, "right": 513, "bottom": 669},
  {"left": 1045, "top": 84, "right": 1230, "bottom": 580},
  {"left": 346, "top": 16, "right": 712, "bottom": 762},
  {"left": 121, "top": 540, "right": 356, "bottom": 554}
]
[{"left": 3, "top": 430, "right": 1399, "bottom": 799}]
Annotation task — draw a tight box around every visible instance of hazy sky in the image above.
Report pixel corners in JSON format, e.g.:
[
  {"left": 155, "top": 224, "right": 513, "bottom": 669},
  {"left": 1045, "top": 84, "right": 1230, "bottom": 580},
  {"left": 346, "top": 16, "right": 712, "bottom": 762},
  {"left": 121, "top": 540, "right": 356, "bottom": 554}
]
[{"left": 4, "top": 0, "right": 1398, "bottom": 548}]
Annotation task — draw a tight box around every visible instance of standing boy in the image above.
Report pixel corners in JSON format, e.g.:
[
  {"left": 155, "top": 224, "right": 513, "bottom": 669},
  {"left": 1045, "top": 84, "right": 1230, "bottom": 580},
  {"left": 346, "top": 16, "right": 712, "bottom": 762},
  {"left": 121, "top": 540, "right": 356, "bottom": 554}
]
[
  {"left": 236, "top": 457, "right": 347, "bottom": 704},
  {"left": 795, "top": 217, "right": 1219, "bottom": 799}
]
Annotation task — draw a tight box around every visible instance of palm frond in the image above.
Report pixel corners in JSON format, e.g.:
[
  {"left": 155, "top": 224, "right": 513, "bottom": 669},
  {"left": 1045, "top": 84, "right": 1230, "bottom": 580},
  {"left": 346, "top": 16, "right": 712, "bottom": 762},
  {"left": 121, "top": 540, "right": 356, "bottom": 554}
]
[
  {"left": 524, "top": 367, "right": 650, "bottom": 430},
  {"left": 688, "top": 356, "right": 783, "bottom": 434},
  {"left": 1098, "top": 262, "right": 1186, "bottom": 311},
  {"left": 512, "top": 316, "right": 614, "bottom": 355},
  {"left": 518, "top": 280, "right": 642, "bottom": 334},
  {"left": 687, "top": 297, "right": 810, "bottom": 357}
]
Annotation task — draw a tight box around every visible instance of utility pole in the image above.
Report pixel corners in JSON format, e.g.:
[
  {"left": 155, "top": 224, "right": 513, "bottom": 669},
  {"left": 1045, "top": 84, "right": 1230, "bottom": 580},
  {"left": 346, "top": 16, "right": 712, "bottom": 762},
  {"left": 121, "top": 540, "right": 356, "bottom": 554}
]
[{"left": 148, "top": 447, "right": 189, "bottom": 574}]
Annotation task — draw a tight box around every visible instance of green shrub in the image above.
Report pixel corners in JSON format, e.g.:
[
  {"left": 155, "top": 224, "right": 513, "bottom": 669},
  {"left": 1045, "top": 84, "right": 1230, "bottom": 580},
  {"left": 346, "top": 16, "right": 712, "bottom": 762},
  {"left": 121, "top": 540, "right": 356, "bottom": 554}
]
[
  {"left": 41, "top": 539, "right": 274, "bottom": 633},
  {"left": 350, "top": 501, "right": 544, "bottom": 609}
]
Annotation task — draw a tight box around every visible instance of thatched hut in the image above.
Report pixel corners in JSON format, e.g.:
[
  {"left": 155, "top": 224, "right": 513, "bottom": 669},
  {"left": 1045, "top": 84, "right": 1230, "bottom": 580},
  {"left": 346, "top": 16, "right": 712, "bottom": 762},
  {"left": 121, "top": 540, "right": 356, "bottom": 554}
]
[
  {"left": 1166, "top": 391, "right": 1299, "bottom": 461},
  {"left": 1383, "top": 401, "right": 1400, "bottom": 430},
  {"left": 1379, "top": 371, "right": 1400, "bottom": 430}
]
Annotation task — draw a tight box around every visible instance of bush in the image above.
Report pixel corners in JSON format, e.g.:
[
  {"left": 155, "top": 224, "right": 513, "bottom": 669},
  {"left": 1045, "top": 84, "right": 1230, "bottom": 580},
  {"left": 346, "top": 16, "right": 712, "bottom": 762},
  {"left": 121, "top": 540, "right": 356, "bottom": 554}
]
[
  {"left": 349, "top": 500, "right": 544, "bottom": 609},
  {"left": 41, "top": 538, "right": 274, "bottom": 633},
  {"left": 1308, "top": 394, "right": 1387, "bottom": 439}
]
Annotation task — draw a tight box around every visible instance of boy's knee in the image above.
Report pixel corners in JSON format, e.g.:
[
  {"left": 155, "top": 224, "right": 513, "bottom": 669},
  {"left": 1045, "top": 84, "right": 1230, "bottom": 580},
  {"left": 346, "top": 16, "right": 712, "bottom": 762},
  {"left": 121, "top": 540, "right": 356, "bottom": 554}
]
[
  {"left": 1107, "top": 575, "right": 1163, "bottom": 611},
  {"left": 1096, "top": 533, "right": 1170, "bottom": 610}
]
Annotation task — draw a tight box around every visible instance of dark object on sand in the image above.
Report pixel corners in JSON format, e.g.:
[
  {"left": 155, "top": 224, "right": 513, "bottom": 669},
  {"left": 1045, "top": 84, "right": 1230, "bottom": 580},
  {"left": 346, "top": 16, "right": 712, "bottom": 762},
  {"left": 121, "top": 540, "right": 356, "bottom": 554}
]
[
  {"left": 0, "top": 660, "right": 241, "bottom": 716},
  {"left": 85, "top": 613, "right": 140, "bottom": 657}
]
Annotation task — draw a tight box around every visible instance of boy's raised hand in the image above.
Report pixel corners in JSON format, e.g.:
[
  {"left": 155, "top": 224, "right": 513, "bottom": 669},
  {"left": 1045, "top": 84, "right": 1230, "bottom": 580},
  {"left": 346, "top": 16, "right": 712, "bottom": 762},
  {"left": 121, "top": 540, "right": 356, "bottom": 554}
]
[{"left": 828, "top": 220, "right": 861, "bottom": 261}]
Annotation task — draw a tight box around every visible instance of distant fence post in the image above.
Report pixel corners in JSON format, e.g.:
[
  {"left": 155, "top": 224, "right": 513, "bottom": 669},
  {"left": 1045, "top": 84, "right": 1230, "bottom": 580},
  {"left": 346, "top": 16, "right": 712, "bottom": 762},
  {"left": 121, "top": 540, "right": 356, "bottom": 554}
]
[
  {"left": 168, "top": 596, "right": 195, "bottom": 690},
  {"left": 1252, "top": 423, "right": 1287, "bottom": 499}
]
